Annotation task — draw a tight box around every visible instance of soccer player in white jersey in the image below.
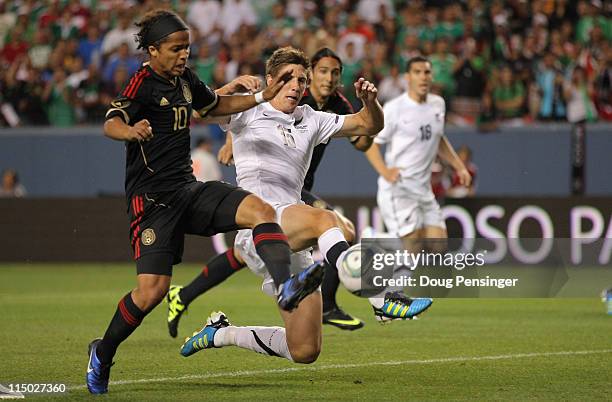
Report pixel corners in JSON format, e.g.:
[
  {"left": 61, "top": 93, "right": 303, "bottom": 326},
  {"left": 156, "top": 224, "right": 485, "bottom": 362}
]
[
  {"left": 179, "top": 47, "right": 384, "bottom": 364},
  {"left": 365, "top": 56, "right": 471, "bottom": 320}
]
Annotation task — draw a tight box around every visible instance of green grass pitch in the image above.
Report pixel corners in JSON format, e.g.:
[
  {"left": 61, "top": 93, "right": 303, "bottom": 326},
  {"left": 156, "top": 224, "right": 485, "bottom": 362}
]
[{"left": 1, "top": 264, "right": 611, "bottom": 401}]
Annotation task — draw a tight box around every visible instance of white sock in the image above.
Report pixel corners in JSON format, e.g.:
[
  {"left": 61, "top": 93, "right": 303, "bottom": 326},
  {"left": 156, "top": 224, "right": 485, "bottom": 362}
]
[
  {"left": 368, "top": 266, "right": 413, "bottom": 309},
  {"left": 215, "top": 326, "right": 293, "bottom": 361},
  {"left": 317, "top": 227, "right": 349, "bottom": 271}
]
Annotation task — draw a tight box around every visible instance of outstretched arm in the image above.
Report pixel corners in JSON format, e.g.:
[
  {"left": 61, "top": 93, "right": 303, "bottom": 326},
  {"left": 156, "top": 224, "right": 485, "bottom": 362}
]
[
  {"left": 437, "top": 136, "right": 471, "bottom": 187},
  {"left": 203, "top": 71, "right": 293, "bottom": 117},
  {"left": 332, "top": 78, "right": 384, "bottom": 138},
  {"left": 216, "top": 75, "right": 262, "bottom": 96},
  {"left": 194, "top": 75, "right": 265, "bottom": 124}
]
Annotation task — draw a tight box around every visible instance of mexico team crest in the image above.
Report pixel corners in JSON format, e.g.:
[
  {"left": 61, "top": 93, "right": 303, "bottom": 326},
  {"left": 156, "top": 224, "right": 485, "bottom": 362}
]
[
  {"left": 141, "top": 228, "right": 156, "bottom": 246},
  {"left": 182, "top": 83, "right": 192, "bottom": 103}
]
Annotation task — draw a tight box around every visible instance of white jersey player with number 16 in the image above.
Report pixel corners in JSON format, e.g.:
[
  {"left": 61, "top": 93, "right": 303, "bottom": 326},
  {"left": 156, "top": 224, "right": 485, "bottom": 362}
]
[{"left": 364, "top": 56, "right": 472, "bottom": 320}]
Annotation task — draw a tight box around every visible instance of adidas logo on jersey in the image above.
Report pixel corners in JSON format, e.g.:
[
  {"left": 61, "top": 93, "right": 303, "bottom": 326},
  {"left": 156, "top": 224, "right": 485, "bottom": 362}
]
[{"left": 160, "top": 97, "right": 169, "bottom": 106}]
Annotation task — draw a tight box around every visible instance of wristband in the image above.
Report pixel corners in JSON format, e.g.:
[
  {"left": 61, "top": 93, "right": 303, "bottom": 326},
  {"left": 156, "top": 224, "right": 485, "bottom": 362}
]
[{"left": 254, "top": 92, "right": 265, "bottom": 104}]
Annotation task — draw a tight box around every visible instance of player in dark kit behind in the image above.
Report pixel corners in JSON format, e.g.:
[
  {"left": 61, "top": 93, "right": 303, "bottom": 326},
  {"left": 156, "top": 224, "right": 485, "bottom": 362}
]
[
  {"left": 166, "top": 49, "right": 373, "bottom": 336},
  {"left": 86, "top": 10, "right": 324, "bottom": 395}
]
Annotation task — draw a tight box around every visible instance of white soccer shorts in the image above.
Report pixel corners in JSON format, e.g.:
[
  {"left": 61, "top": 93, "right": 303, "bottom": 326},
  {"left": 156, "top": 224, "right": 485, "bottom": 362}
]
[{"left": 377, "top": 183, "right": 446, "bottom": 237}]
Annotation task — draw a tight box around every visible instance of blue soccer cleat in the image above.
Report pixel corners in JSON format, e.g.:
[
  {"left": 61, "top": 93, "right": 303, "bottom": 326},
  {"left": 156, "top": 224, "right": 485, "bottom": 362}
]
[
  {"left": 86, "top": 338, "right": 114, "bottom": 394},
  {"left": 180, "top": 311, "right": 230, "bottom": 357},
  {"left": 277, "top": 262, "right": 325, "bottom": 311},
  {"left": 373, "top": 291, "right": 433, "bottom": 322}
]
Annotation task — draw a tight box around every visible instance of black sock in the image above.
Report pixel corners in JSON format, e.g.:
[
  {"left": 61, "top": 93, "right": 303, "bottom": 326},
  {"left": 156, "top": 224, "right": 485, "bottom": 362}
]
[
  {"left": 97, "top": 292, "right": 146, "bottom": 364},
  {"left": 179, "top": 248, "right": 245, "bottom": 306},
  {"left": 252, "top": 223, "right": 291, "bottom": 288},
  {"left": 325, "top": 241, "right": 349, "bottom": 270},
  {"left": 321, "top": 261, "right": 340, "bottom": 312}
]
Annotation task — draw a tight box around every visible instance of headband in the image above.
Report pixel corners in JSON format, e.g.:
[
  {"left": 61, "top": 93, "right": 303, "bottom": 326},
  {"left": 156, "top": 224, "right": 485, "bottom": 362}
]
[{"left": 143, "top": 14, "right": 188, "bottom": 47}]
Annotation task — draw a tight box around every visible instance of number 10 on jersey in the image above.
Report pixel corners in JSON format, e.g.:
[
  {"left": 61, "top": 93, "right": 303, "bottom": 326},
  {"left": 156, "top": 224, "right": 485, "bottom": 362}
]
[{"left": 173, "top": 106, "right": 188, "bottom": 131}]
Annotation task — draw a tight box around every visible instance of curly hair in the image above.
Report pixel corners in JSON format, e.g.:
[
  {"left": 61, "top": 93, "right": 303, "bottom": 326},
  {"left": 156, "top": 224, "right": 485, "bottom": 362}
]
[{"left": 134, "top": 9, "right": 184, "bottom": 51}]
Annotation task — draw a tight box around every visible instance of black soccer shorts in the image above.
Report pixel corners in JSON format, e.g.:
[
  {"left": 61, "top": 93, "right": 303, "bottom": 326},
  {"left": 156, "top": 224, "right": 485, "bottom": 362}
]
[{"left": 128, "top": 181, "right": 250, "bottom": 273}]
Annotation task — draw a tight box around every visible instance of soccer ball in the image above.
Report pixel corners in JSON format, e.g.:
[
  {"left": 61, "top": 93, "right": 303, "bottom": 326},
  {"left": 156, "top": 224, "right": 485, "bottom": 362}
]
[
  {"left": 338, "top": 243, "right": 363, "bottom": 295},
  {"left": 338, "top": 243, "right": 383, "bottom": 297}
]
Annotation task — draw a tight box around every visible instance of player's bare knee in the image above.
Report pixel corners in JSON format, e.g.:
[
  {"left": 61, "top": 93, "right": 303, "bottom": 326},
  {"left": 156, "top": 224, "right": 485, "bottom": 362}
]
[
  {"left": 250, "top": 199, "right": 277, "bottom": 225},
  {"left": 136, "top": 285, "right": 168, "bottom": 311},
  {"left": 314, "top": 209, "right": 338, "bottom": 235},
  {"left": 289, "top": 344, "right": 321, "bottom": 364}
]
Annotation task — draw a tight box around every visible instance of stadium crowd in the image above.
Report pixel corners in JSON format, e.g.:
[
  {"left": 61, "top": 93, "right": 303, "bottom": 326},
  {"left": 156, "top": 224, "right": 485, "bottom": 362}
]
[{"left": 0, "top": 0, "right": 610, "bottom": 128}]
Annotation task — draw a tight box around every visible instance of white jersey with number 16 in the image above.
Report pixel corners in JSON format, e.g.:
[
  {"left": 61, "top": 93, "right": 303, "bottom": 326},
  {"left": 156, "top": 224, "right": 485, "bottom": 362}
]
[{"left": 374, "top": 93, "right": 445, "bottom": 192}]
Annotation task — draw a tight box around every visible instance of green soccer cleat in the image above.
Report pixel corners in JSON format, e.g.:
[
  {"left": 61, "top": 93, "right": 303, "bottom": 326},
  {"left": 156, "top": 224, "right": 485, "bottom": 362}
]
[
  {"left": 167, "top": 285, "right": 187, "bottom": 338},
  {"left": 323, "top": 306, "right": 364, "bottom": 330},
  {"left": 373, "top": 291, "right": 433, "bottom": 323},
  {"left": 180, "top": 311, "right": 230, "bottom": 357}
]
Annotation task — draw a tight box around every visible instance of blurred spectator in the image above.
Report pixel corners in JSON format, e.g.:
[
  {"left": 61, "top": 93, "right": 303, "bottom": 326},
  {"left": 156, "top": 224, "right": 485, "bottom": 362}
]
[
  {"left": 447, "top": 145, "right": 477, "bottom": 198},
  {"left": 337, "top": 13, "right": 374, "bottom": 62},
  {"left": 477, "top": 92, "right": 499, "bottom": 132},
  {"left": 76, "top": 64, "right": 105, "bottom": 123},
  {"left": 191, "top": 137, "right": 222, "bottom": 183},
  {"left": 42, "top": 68, "right": 76, "bottom": 127},
  {"left": 294, "top": 1, "right": 321, "bottom": 31},
  {"left": 430, "top": 37, "right": 456, "bottom": 99},
  {"left": 194, "top": 42, "right": 217, "bottom": 85},
  {"left": 0, "top": 3, "right": 17, "bottom": 49},
  {"left": 395, "top": 34, "right": 421, "bottom": 71},
  {"left": 575, "top": 0, "right": 610, "bottom": 45},
  {"left": 451, "top": 38, "right": 485, "bottom": 123},
  {"left": 186, "top": 0, "right": 222, "bottom": 39},
  {"left": 28, "top": 29, "right": 53, "bottom": 70},
  {"left": 102, "top": 42, "right": 140, "bottom": 83},
  {"left": 339, "top": 42, "right": 362, "bottom": 106},
  {"left": 435, "top": 5, "right": 464, "bottom": 40},
  {"left": 356, "top": 0, "right": 394, "bottom": 25},
  {"left": 0, "top": 26, "right": 29, "bottom": 65},
  {"left": 219, "top": 0, "right": 257, "bottom": 40},
  {"left": 594, "top": 47, "right": 612, "bottom": 121},
  {"left": 0, "top": 169, "right": 27, "bottom": 198},
  {"left": 493, "top": 65, "right": 526, "bottom": 121},
  {"left": 51, "top": 6, "right": 80, "bottom": 41},
  {"left": 377, "top": 65, "right": 405, "bottom": 104},
  {"left": 100, "top": 66, "right": 130, "bottom": 107},
  {"left": 4, "top": 55, "right": 47, "bottom": 126},
  {"left": 564, "top": 66, "right": 598, "bottom": 123},
  {"left": 101, "top": 14, "right": 138, "bottom": 56},
  {"left": 78, "top": 25, "right": 103, "bottom": 68},
  {"left": 535, "top": 53, "right": 566, "bottom": 120}
]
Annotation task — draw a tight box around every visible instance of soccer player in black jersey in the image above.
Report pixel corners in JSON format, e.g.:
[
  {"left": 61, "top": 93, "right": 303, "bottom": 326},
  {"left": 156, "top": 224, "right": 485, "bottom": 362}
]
[
  {"left": 166, "top": 49, "right": 372, "bottom": 336},
  {"left": 86, "top": 10, "right": 323, "bottom": 395}
]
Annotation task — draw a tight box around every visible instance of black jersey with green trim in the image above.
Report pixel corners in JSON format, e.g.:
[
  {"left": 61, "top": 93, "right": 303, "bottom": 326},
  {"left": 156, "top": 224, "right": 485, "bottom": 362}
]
[
  {"left": 105, "top": 65, "right": 218, "bottom": 199},
  {"left": 299, "top": 89, "right": 354, "bottom": 191}
]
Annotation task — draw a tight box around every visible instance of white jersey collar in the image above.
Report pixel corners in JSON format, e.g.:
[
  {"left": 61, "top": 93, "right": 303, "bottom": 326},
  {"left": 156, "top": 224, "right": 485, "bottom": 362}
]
[
  {"left": 404, "top": 92, "right": 431, "bottom": 106},
  {"left": 261, "top": 102, "right": 304, "bottom": 124}
]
